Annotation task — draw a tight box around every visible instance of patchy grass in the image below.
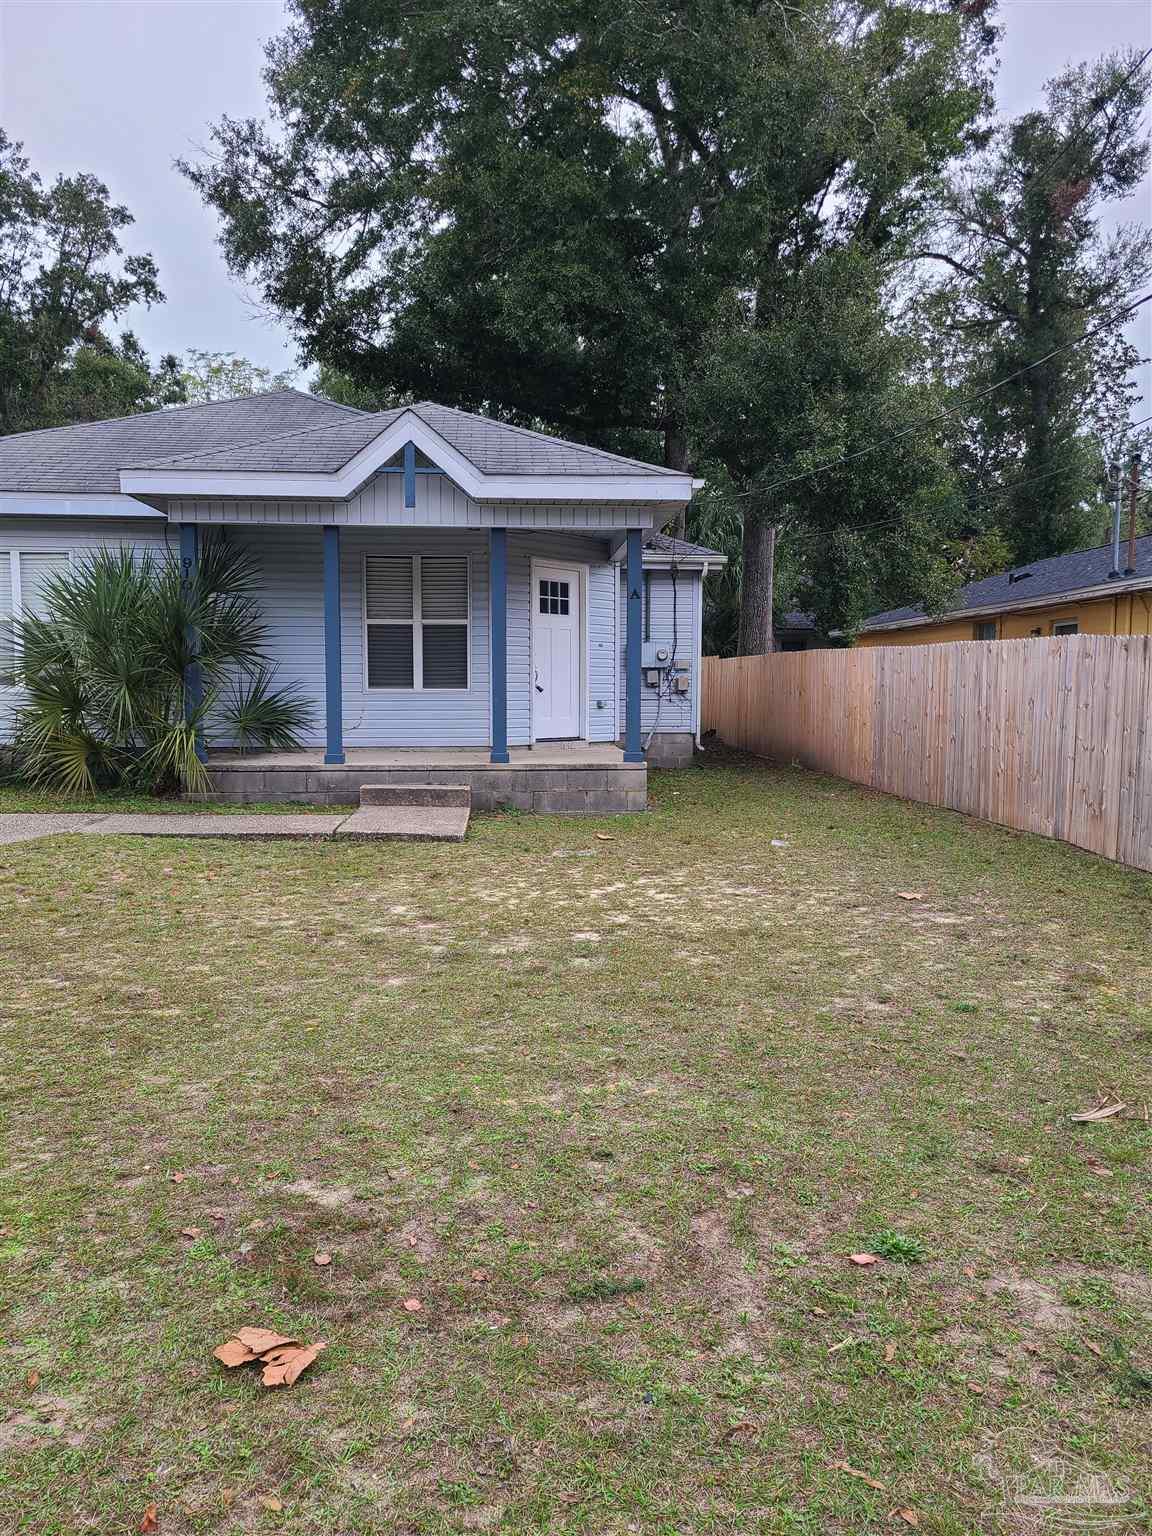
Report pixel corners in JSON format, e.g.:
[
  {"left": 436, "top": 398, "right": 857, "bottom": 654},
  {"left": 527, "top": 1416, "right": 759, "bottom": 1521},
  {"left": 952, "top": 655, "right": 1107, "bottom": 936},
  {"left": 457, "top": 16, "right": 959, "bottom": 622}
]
[
  {"left": 0, "top": 784, "right": 331, "bottom": 815},
  {"left": 1, "top": 755, "right": 1150, "bottom": 1534}
]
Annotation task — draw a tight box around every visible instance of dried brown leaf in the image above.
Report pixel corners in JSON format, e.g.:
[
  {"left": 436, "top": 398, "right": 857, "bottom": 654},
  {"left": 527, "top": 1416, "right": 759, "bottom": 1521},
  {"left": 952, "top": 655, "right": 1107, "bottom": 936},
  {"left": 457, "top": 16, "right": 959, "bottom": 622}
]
[
  {"left": 831, "top": 1461, "right": 887, "bottom": 1490},
  {"left": 470, "top": 1268, "right": 489, "bottom": 1282},
  {"left": 170, "top": 1171, "right": 185, "bottom": 1183},
  {"left": 235, "top": 1327, "right": 298, "bottom": 1354},
  {"left": 313, "top": 1252, "right": 332, "bottom": 1267},
  {"left": 139, "top": 1504, "right": 160, "bottom": 1533},
  {"left": 884, "top": 1342, "right": 897, "bottom": 1363},
  {"left": 180, "top": 1227, "right": 201, "bottom": 1239},
  {"left": 1070, "top": 1101, "right": 1126, "bottom": 1122},
  {"left": 213, "top": 1339, "right": 259, "bottom": 1369},
  {"left": 259, "top": 1494, "right": 283, "bottom": 1511},
  {"left": 849, "top": 1253, "right": 880, "bottom": 1266},
  {"left": 892, "top": 1509, "right": 920, "bottom": 1527},
  {"left": 260, "top": 1339, "right": 327, "bottom": 1388},
  {"left": 25, "top": 1369, "right": 39, "bottom": 1391},
  {"left": 402, "top": 1297, "right": 423, "bottom": 1312},
  {"left": 895, "top": 892, "right": 924, "bottom": 901}
]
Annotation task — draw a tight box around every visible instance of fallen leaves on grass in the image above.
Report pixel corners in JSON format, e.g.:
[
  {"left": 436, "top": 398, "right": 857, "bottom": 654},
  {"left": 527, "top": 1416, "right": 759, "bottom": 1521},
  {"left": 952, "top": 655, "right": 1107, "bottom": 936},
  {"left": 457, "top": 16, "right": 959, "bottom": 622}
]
[
  {"left": 180, "top": 1227, "right": 201, "bottom": 1239},
  {"left": 402, "top": 1297, "right": 423, "bottom": 1312},
  {"left": 259, "top": 1494, "right": 283, "bottom": 1512},
  {"left": 212, "top": 1328, "right": 326, "bottom": 1388},
  {"left": 892, "top": 1509, "right": 920, "bottom": 1526},
  {"left": 895, "top": 891, "right": 924, "bottom": 901},
  {"left": 1070, "top": 1096, "right": 1126, "bottom": 1122},
  {"left": 313, "top": 1252, "right": 332, "bottom": 1267},
  {"left": 831, "top": 1461, "right": 887, "bottom": 1490},
  {"left": 849, "top": 1253, "right": 880, "bottom": 1266},
  {"left": 25, "top": 1369, "right": 39, "bottom": 1391},
  {"left": 138, "top": 1504, "right": 159, "bottom": 1533},
  {"left": 261, "top": 1341, "right": 327, "bottom": 1388}
]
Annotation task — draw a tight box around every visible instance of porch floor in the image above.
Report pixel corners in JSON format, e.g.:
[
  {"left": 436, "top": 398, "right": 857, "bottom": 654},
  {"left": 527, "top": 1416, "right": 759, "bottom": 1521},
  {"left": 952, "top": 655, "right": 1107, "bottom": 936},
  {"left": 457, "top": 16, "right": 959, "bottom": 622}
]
[
  {"left": 209, "top": 744, "right": 632, "bottom": 769},
  {"left": 204, "top": 743, "right": 646, "bottom": 815}
]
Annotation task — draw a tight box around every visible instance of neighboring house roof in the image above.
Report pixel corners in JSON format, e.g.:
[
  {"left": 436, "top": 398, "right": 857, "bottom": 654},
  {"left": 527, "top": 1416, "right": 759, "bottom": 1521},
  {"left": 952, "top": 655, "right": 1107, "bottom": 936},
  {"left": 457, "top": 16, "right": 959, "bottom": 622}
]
[
  {"left": 778, "top": 610, "right": 819, "bottom": 632},
  {"left": 0, "top": 390, "right": 363, "bottom": 495},
  {"left": 129, "top": 400, "right": 685, "bottom": 480},
  {"left": 643, "top": 532, "right": 727, "bottom": 565},
  {"left": 863, "top": 535, "right": 1152, "bottom": 631}
]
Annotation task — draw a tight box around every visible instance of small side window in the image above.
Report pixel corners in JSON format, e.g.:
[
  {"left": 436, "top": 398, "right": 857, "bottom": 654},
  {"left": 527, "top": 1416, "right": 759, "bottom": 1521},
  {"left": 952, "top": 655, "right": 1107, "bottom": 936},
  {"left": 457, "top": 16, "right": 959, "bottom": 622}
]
[
  {"left": 973, "top": 622, "right": 997, "bottom": 641},
  {"left": 1052, "top": 621, "right": 1079, "bottom": 636}
]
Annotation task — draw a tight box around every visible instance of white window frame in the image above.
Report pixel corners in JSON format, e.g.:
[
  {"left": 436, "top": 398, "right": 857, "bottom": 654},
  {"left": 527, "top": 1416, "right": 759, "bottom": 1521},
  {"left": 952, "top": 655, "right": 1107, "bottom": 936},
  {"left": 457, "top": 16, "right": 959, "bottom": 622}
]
[
  {"left": 1, "top": 549, "right": 73, "bottom": 688},
  {"left": 361, "top": 552, "right": 471, "bottom": 692}
]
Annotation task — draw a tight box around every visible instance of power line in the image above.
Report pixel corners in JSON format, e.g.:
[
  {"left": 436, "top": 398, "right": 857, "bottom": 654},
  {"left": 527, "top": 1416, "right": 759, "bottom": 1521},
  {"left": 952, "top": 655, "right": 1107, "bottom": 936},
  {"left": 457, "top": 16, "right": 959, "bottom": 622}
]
[{"left": 721, "top": 293, "right": 1152, "bottom": 504}]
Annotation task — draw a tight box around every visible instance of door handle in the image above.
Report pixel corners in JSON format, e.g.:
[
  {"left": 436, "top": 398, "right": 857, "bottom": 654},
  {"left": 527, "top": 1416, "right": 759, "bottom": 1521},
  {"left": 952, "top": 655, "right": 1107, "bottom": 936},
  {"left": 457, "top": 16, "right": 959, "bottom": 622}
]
[{"left": 534, "top": 667, "right": 544, "bottom": 694}]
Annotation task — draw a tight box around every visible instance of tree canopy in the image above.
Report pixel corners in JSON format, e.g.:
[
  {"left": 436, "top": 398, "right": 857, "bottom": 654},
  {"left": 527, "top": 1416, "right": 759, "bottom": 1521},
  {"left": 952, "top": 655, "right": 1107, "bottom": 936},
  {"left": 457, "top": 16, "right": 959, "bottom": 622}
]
[
  {"left": 178, "top": 7, "right": 1149, "bottom": 644},
  {"left": 0, "top": 131, "right": 182, "bottom": 434}
]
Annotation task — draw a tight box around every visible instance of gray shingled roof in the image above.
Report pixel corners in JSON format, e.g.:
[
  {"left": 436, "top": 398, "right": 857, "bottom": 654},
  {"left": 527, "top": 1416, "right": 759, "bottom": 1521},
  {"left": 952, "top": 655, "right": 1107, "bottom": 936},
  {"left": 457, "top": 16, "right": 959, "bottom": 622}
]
[
  {"left": 644, "top": 532, "right": 726, "bottom": 561},
  {"left": 0, "top": 390, "right": 363, "bottom": 495},
  {"left": 864, "top": 535, "right": 1152, "bottom": 629},
  {"left": 129, "top": 400, "right": 683, "bottom": 480}
]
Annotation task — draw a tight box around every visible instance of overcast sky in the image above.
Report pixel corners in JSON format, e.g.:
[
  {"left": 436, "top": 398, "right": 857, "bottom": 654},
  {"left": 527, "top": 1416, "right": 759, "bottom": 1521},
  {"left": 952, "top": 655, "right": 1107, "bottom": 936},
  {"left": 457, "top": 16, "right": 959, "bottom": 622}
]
[{"left": 1, "top": 0, "right": 1150, "bottom": 403}]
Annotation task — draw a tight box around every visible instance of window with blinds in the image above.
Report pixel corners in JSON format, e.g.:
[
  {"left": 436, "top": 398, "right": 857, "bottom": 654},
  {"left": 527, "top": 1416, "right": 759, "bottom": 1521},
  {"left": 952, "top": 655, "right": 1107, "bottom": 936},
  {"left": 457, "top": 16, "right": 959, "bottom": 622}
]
[
  {"left": 1, "top": 551, "right": 71, "bottom": 684},
  {"left": 364, "top": 554, "right": 469, "bottom": 689}
]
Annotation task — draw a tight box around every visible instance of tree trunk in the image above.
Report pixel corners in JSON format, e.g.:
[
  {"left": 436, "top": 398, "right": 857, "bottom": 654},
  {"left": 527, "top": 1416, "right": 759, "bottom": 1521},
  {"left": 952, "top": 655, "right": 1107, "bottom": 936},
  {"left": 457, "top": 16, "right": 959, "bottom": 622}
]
[
  {"left": 738, "top": 516, "right": 776, "bottom": 655},
  {"left": 664, "top": 421, "right": 690, "bottom": 538}
]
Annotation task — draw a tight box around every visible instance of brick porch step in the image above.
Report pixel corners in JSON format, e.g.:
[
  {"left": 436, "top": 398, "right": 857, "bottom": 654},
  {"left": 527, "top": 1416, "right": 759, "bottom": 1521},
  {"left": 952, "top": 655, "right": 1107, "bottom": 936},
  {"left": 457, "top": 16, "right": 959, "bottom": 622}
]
[
  {"left": 335, "top": 805, "right": 470, "bottom": 842},
  {"left": 359, "top": 783, "right": 472, "bottom": 809}
]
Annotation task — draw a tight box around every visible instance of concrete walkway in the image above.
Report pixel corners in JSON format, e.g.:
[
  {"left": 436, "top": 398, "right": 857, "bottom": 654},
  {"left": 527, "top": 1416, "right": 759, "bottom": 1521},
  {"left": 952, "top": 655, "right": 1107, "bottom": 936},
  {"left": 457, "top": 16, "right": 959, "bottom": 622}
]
[{"left": 0, "top": 809, "right": 465, "bottom": 846}]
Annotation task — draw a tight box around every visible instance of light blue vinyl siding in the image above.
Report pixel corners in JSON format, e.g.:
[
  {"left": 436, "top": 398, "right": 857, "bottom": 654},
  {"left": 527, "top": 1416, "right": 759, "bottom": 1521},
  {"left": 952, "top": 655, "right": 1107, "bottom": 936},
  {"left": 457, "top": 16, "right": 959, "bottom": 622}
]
[
  {"left": 0, "top": 516, "right": 169, "bottom": 741},
  {"left": 619, "top": 566, "right": 700, "bottom": 735},
  {"left": 224, "top": 526, "right": 618, "bottom": 749},
  {"left": 1, "top": 511, "right": 695, "bottom": 750}
]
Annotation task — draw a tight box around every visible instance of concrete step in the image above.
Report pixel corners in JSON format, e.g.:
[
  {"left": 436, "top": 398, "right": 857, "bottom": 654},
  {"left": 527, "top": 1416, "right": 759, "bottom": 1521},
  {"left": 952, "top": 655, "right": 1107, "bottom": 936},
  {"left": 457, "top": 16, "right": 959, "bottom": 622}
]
[
  {"left": 359, "top": 783, "right": 471, "bottom": 809},
  {"left": 335, "top": 805, "right": 470, "bottom": 842}
]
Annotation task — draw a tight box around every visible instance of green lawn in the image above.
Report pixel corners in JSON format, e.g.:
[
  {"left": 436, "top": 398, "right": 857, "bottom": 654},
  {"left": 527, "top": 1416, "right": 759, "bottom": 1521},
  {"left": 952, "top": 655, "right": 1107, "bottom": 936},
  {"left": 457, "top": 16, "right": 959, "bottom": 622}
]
[{"left": 1, "top": 757, "right": 1150, "bottom": 1534}]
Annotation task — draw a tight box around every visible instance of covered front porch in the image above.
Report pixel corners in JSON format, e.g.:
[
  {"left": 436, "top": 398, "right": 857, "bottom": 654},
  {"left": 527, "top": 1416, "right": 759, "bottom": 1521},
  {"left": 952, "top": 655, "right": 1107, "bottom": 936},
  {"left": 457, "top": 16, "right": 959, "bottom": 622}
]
[{"left": 204, "top": 742, "right": 646, "bottom": 814}]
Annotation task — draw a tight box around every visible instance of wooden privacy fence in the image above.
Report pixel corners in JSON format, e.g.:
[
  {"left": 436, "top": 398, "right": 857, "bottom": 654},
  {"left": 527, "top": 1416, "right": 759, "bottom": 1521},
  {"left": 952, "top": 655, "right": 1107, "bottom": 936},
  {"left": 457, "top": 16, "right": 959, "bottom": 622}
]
[{"left": 701, "top": 635, "right": 1152, "bottom": 872}]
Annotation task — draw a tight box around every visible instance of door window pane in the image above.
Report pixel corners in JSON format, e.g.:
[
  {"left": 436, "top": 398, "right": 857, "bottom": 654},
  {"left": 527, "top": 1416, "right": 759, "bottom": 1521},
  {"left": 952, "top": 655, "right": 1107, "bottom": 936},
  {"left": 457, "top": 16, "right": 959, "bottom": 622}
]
[{"left": 539, "top": 578, "right": 570, "bottom": 615}]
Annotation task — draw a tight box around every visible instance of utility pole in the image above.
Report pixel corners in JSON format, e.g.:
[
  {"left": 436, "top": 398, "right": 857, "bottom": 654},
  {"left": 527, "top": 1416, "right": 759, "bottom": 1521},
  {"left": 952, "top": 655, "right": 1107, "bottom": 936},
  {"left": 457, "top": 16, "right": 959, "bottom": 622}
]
[
  {"left": 1126, "top": 453, "right": 1142, "bottom": 576},
  {"left": 1109, "top": 460, "right": 1124, "bottom": 577}
]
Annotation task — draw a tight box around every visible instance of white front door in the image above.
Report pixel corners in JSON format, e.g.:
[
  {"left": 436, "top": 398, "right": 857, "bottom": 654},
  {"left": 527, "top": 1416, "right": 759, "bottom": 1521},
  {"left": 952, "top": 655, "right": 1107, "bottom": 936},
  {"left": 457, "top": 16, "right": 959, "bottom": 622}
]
[{"left": 532, "top": 563, "right": 583, "bottom": 739}]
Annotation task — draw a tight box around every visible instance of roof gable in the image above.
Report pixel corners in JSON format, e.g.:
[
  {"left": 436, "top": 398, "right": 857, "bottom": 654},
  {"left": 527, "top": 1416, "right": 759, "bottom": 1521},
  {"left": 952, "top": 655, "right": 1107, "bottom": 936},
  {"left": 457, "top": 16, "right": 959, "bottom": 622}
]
[{"left": 119, "top": 402, "right": 696, "bottom": 503}]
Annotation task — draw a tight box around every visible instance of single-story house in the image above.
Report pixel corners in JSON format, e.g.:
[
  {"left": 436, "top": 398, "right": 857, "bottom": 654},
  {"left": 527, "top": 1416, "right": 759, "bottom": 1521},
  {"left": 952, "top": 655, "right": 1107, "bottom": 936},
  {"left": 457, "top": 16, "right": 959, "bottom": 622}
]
[
  {"left": 858, "top": 535, "right": 1152, "bottom": 647},
  {"left": 0, "top": 392, "right": 725, "bottom": 812}
]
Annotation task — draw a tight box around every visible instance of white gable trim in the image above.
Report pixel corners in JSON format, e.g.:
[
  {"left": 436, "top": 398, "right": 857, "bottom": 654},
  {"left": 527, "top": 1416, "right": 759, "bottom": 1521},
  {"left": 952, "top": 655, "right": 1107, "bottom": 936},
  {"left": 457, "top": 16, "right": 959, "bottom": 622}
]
[{"left": 119, "top": 409, "right": 694, "bottom": 504}]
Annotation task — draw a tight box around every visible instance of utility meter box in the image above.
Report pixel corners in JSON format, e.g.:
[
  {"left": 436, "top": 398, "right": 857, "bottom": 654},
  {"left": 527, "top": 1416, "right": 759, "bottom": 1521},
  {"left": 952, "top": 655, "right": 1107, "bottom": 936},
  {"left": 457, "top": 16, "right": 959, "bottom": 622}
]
[{"left": 642, "top": 642, "right": 672, "bottom": 668}]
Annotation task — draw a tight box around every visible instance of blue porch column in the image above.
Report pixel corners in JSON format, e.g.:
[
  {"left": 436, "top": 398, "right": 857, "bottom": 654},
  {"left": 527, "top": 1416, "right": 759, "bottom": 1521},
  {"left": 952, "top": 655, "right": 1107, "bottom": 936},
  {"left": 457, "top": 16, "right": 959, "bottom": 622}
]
[
  {"left": 178, "top": 524, "right": 206, "bottom": 761},
  {"left": 489, "top": 527, "right": 509, "bottom": 764},
  {"left": 624, "top": 527, "right": 645, "bottom": 763},
  {"left": 322, "top": 525, "right": 345, "bottom": 764}
]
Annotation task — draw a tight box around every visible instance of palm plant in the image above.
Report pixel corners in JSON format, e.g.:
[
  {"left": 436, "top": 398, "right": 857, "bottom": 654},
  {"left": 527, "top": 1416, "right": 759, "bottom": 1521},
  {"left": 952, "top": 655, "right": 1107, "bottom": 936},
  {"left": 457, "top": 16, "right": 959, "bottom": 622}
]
[{"left": 10, "top": 541, "right": 313, "bottom": 795}]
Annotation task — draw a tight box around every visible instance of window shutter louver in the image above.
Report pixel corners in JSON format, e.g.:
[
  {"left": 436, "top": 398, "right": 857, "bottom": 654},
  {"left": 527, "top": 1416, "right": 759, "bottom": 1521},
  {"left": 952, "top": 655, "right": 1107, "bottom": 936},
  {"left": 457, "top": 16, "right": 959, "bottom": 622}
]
[
  {"left": 365, "top": 557, "right": 414, "bottom": 621},
  {"left": 420, "top": 557, "right": 468, "bottom": 620},
  {"left": 19, "top": 553, "right": 70, "bottom": 618},
  {"left": 421, "top": 625, "right": 468, "bottom": 688},
  {"left": 366, "top": 624, "right": 415, "bottom": 687},
  {"left": 0, "top": 555, "right": 12, "bottom": 681}
]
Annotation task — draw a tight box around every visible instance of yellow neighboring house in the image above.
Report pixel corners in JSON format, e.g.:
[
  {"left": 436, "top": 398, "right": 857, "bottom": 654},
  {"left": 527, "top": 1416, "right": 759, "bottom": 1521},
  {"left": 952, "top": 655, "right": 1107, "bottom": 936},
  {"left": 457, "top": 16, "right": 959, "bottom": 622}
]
[{"left": 858, "top": 535, "right": 1152, "bottom": 646}]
